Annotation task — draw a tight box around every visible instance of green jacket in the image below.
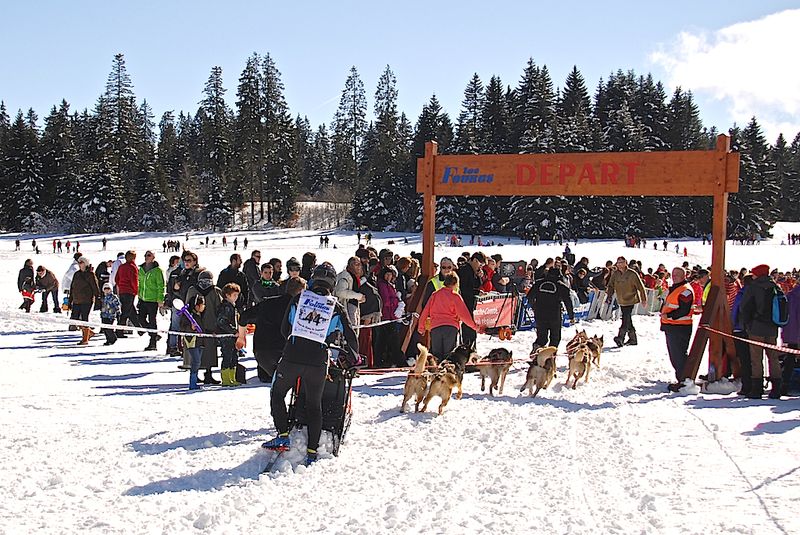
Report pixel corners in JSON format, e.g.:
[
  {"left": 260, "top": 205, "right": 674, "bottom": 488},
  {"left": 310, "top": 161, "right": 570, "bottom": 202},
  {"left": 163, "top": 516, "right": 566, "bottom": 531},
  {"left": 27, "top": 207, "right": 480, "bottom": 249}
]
[{"left": 138, "top": 262, "right": 165, "bottom": 303}]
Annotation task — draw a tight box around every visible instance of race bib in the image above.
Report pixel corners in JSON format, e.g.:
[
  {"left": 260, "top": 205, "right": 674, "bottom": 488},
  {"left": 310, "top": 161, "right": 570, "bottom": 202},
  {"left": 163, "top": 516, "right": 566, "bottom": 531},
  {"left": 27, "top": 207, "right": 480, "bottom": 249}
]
[{"left": 291, "top": 290, "right": 337, "bottom": 344}]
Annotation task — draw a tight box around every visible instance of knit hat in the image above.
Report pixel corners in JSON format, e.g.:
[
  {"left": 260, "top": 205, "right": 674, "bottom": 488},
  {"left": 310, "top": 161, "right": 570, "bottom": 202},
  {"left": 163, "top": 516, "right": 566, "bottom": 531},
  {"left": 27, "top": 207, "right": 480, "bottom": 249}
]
[
  {"left": 751, "top": 264, "right": 770, "bottom": 278},
  {"left": 103, "top": 282, "right": 112, "bottom": 290},
  {"left": 77, "top": 256, "right": 89, "bottom": 265},
  {"left": 286, "top": 257, "right": 301, "bottom": 271}
]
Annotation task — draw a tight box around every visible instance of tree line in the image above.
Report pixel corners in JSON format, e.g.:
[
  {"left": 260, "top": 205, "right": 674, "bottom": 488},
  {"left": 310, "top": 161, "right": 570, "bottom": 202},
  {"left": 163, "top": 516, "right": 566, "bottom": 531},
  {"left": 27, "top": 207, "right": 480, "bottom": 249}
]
[{"left": 1, "top": 53, "right": 798, "bottom": 238}]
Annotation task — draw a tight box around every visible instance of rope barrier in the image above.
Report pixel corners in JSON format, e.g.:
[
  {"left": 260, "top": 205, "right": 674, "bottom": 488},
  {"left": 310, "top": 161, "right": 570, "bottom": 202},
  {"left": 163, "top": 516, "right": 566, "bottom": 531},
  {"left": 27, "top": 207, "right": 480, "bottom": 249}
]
[
  {"left": 354, "top": 313, "right": 418, "bottom": 331},
  {"left": 14, "top": 305, "right": 419, "bottom": 339},
  {"left": 699, "top": 325, "right": 800, "bottom": 355},
  {"left": 13, "top": 312, "right": 237, "bottom": 338}
]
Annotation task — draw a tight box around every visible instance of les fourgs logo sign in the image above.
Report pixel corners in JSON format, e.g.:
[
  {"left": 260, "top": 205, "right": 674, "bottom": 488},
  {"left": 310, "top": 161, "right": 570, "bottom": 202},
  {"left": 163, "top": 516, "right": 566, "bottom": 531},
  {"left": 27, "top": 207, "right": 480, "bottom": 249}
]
[{"left": 440, "top": 161, "right": 641, "bottom": 187}]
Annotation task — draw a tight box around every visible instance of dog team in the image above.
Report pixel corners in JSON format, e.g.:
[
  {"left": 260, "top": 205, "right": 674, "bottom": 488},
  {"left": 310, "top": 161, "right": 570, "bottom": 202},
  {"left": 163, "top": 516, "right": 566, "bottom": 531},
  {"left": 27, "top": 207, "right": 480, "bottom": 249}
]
[{"left": 401, "top": 330, "right": 604, "bottom": 414}]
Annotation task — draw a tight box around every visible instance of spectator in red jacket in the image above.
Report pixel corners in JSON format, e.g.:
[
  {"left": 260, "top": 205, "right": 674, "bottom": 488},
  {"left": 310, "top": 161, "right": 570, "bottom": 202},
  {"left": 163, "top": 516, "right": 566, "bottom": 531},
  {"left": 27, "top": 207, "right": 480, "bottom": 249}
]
[
  {"left": 115, "top": 250, "right": 141, "bottom": 337},
  {"left": 418, "top": 273, "right": 483, "bottom": 358},
  {"left": 480, "top": 257, "right": 497, "bottom": 292}
]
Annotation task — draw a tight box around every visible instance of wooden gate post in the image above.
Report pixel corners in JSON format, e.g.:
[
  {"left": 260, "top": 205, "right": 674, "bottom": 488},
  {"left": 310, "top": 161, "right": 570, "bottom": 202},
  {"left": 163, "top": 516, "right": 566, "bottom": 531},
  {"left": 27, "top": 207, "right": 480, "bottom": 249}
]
[
  {"left": 682, "top": 135, "right": 738, "bottom": 381},
  {"left": 421, "top": 141, "right": 438, "bottom": 280},
  {"left": 401, "top": 141, "right": 438, "bottom": 354}
]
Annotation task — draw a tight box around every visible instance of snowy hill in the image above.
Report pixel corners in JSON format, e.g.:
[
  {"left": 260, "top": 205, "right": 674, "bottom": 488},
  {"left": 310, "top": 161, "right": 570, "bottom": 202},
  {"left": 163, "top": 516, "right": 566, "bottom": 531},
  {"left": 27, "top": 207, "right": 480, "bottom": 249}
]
[{"left": 1, "top": 228, "right": 798, "bottom": 534}]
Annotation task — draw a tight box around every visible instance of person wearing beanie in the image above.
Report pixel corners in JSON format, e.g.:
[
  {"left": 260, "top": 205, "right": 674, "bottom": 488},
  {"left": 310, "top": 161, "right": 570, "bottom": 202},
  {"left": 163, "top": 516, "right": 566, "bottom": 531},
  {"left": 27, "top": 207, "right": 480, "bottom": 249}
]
[
  {"left": 750, "top": 264, "right": 770, "bottom": 278},
  {"left": 185, "top": 270, "right": 223, "bottom": 384},
  {"left": 740, "top": 264, "right": 782, "bottom": 399},
  {"left": 263, "top": 262, "right": 360, "bottom": 467},
  {"left": 100, "top": 282, "right": 122, "bottom": 345},
  {"left": 282, "top": 257, "right": 301, "bottom": 285}
]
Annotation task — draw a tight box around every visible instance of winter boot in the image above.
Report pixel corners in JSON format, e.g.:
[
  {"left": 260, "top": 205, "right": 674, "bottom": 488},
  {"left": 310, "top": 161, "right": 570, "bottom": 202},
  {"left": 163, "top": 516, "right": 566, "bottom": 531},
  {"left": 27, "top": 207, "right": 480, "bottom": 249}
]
[
  {"left": 203, "top": 370, "right": 220, "bottom": 385},
  {"left": 261, "top": 433, "right": 290, "bottom": 450},
  {"left": 144, "top": 336, "right": 157, "bottom": 351},
  {"left": 189, "top": 371, "right": 200, "bottom": 391},
  {"left": 304, "top": 449, "right": 318, "bottom": 466},
  {"left": 613, "top": 331, "right": 624, "bottom": 347},
  {"left": 737, "top": 376, "right": 752, "bottom": 396},
  {"left": 221, "top": 368, "right": 232, "bottom": 386},
  {"left": 178, "top": 350, "right": 191, "bottom": 370},
  {"left": 768, "top": 378, "right": 782, "bottom": 400},
  {"left": 77, "top": 327, "right": 91, "bottom": 346},
  {"left": 624, "top": 331, "right": 638, "bottom": 346},
  {"left": 746, "top": 377, "right": 764, "bottom": 399},
  {"left": 781, "top": 356, "right": 795, "bottom": 396},
  {"left": 222, "top": 368, "right": 240, "bottom": 387}
]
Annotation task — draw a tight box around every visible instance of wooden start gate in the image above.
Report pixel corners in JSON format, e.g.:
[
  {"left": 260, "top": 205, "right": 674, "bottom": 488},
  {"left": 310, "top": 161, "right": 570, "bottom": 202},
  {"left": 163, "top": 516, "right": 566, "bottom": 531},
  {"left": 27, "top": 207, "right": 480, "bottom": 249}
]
[{"left": 410, "top": 136, "right": 740, "bottom": 381}]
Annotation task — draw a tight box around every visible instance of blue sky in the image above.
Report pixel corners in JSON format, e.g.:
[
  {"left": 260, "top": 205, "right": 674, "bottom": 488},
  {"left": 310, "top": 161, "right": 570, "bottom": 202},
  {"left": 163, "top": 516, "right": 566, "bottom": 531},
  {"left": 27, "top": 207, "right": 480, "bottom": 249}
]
[{"left": 1, "top": 1, "right": 798, "bottom": 141}]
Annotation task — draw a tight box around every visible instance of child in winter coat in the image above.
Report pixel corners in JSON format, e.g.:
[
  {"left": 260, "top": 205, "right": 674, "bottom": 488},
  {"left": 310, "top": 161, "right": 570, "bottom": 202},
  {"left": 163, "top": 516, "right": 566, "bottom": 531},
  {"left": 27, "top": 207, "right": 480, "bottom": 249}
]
[
  {"left": 216, "top": 283, "right": 242, "bottom": 386},
  {"left": 180, "top": 294, "right": 206, "bottom": 390},
  {"left": 100, "top": 283, "right": 122, "bottom": 345},
  {"left": 20, "top": 277, "right": 35, "bottom": 313}
]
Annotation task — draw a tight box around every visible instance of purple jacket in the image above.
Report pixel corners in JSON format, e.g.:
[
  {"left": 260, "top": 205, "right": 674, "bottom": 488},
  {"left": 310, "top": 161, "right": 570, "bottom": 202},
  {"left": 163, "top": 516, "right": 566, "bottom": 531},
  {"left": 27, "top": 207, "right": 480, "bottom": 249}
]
[
  {"left": 782, "top": 285, "right": 800, "bottom": 344},
  {"left": 377, "top": 279, "right": 399, "bottom": 320}
]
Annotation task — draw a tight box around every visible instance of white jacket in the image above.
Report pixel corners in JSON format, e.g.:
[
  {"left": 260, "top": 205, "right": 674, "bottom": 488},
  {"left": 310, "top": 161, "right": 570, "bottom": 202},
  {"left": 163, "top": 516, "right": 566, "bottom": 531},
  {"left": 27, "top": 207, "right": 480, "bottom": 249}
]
[
  {"left": 335, "top": 269, "right": 362, "bottom": 326},
  {"left": 109, "top": 255, "right": 125, "bottom": 290},
  {"left": 61, "top": 261, "right": 79, "bottom": 294}
]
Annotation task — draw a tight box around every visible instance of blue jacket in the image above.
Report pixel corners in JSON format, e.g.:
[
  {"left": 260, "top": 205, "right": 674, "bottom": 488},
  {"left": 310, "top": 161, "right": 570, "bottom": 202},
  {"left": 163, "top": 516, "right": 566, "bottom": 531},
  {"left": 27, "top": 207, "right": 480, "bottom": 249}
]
[
  {"left": 100, "top": 293, "right": 121, "bottom": 321},
  {"left": 731, "top": 287, "right": 746, "bottom": 333}
]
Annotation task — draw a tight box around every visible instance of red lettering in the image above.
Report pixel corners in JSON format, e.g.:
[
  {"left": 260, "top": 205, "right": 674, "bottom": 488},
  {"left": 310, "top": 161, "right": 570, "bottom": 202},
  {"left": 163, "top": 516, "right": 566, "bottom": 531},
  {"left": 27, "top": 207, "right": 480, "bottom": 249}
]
[
  {"left": 621, "top": 162, "right": 640, "bottom": 184},
  {"left": 601, "top": 163, "right": 619, "bottom": 184},
  {"left": 540, "top": 163, "right": 553, "bottom": 185},
  {"left": 578, "top": 163, "right": 596, "bottom": 185},
  {"left": 516, "top": 164, "right": 536, "bottom": 186},
  {"left": 558, "top": 163, "right": 575, "bottom": 185}
]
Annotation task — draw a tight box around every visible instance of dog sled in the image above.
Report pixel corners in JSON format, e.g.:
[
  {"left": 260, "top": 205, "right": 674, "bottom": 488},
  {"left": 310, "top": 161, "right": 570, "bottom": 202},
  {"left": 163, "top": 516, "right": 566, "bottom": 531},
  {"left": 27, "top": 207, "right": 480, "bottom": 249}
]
[
  {"left": 290, "top": 363, "right": 356, "bottom": 456},
  {"left": 475, "top": 292, "right": 518, "bottom": 340}
]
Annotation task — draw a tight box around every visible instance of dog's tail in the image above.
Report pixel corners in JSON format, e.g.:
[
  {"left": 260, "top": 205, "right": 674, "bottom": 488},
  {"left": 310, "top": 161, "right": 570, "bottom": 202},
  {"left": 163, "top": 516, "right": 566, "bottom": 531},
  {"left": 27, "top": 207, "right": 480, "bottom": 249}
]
[{"left": 414, "top": 344, "right": 431, "bottom": 374}]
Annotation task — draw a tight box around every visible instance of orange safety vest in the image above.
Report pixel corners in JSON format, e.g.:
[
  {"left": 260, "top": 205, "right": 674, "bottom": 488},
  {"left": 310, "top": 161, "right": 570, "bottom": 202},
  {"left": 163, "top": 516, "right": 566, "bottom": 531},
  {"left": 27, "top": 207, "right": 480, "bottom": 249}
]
[{"left": 660, "top": 282, "right": 694, "bottom": 326}]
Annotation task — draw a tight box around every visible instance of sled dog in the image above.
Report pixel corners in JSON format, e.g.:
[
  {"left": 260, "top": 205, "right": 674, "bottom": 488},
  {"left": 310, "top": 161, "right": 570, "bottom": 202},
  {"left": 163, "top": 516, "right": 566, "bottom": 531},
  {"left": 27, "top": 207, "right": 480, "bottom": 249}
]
[
  {"left": 478, "top": 347, "right": 513, "bottom": 396},
  {"left": 401, "top": 344, "right": 436, "bottom": 413},
  {"left": 521, "top": 346, "right": 558, "bottom": 397}
]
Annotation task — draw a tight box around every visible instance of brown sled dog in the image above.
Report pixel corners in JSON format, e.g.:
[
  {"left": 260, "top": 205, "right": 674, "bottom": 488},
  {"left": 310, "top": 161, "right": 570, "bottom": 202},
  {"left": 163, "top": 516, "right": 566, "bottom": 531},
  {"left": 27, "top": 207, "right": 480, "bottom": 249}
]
[
  {"left": 401, "top": 344, "right": 437, "bottom": 413},
  {"left": 587, "top": 335, "right": 604, "bottom": 367},
  {"left": 521, "top": 346, "right": 558, "bottom": 397},
  {"left": 421, "top": 345, "right": 478, "bottom": 415},
  {"left": 478, "top": 347, "right": 513, "bottom": 396},
  {"left": 567, "top": 344, "right": 591, "bottom": 389},
  {"left": 421, "top": 362, "right": 460, "bottom": 415}
]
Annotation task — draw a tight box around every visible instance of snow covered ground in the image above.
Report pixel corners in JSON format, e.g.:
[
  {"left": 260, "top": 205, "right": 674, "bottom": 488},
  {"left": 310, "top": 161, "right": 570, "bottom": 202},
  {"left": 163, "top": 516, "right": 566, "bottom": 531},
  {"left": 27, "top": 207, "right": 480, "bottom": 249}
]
[{"left": 1, "top": 226, "right": 800, "bottom": 534}]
